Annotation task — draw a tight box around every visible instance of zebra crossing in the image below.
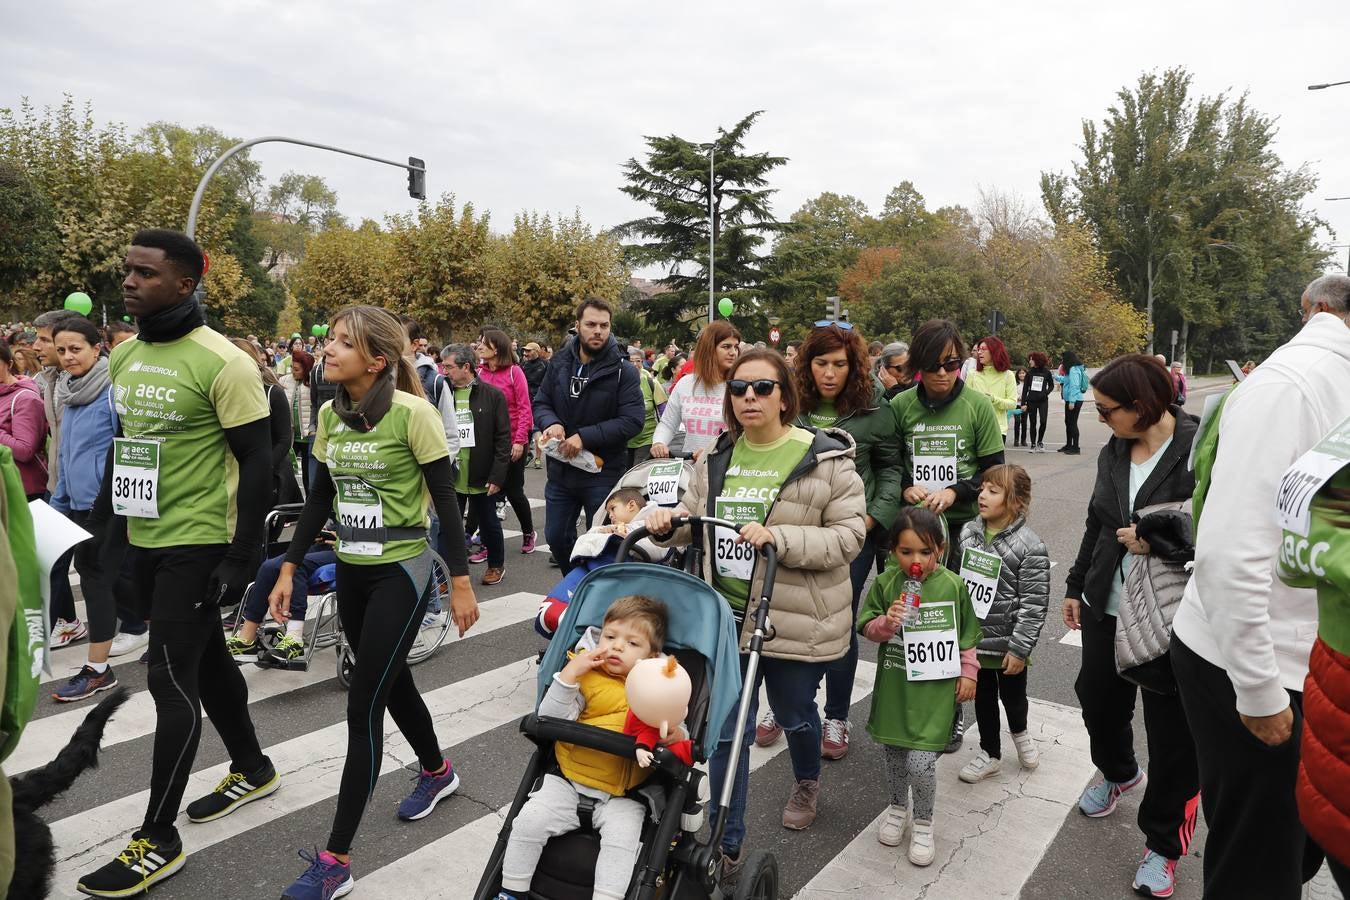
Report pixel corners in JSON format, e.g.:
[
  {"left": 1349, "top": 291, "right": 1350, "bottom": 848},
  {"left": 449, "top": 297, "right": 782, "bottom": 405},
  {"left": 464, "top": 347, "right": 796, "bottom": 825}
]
[{"left": 27, "top": 582, "right": 1103, "bottom": 899}]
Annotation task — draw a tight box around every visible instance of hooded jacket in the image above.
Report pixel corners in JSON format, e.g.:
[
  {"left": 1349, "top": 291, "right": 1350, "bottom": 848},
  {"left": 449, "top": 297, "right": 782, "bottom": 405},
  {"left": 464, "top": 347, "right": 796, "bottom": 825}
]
[
  {"left": 52, "top": 382, "right": 117, "bottom": 513},
  {"left": 656, "top": 427, "right": 866, "bottom": 661},
  {"left": 0, "top": 378, "right": 48, "bottom": 497},
  {"left": 1066, "top": 405, "right": 1199, "bottom": 621},
  {"left": 796, "top": 384, "right": 904, "bottom": 532},
  {"left": 956, "top": 516, "right": 1050, "bottom": 660},
  {"left": 532, "top": 334, "right": 644, "bottom": 484},
  {"left": 1173, "top": 311, "right": 1350, "bottom": 717},
  {"left": 476, "top": 361, "right": 533, "bottom": 446}
]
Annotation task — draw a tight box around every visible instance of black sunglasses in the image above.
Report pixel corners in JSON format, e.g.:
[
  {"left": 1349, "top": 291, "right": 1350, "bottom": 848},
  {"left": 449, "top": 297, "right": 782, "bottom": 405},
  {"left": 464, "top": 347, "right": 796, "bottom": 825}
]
[
  {"left": 727, "top": 378, "right": 781, "bottom": 397},
  {"left": 923, "top": 357, "right": 963, "bottom": 374}
]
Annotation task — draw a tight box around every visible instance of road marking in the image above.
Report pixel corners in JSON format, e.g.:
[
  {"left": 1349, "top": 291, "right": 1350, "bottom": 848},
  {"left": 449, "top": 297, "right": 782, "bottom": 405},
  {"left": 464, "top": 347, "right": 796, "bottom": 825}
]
[
  {"left": 15, "top": 593, "right": 546, "bottom": 775},
  {"left": 794, "top": 698, "right": 1096, "bottom": 899}
]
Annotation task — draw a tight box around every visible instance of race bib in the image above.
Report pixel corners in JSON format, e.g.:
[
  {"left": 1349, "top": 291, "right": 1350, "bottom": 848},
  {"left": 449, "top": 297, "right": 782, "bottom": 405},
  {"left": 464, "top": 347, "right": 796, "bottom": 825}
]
[
  {"left": 911, "top": 435, "right": 958, "bottom": 492},
  {"left": 335, "top": 478, "right": 385, "bottom": 557},
  {"left": 111, "top": 438, "right": 160, "bottom": 519},
  {"left": 645, "top": 460, "right": 683, "bottom": 506},
  {"left": 1275, "top": 416, "right": 1350, "bottom": 537},
  {"left": 456, "top": 409, "right": 476, "bottom": 449},
  {"left": 713, "top": 496, "right": 765, "bottom": 581},
  {"left": 1029, "top": 376, "right": 1045, "bottom": 393},
  {"left": 959, "top": 547, "right": 1002, "bottom": 620},
  {"left": 903, "top": 600, "right": 961, "bottom": 681}
]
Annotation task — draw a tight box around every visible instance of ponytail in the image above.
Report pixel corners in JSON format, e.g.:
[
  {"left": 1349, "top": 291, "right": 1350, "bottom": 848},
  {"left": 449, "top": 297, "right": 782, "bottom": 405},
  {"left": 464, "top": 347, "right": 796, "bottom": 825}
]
[{"left": 395, "top": 355, "right": 425, "bottom": 398}]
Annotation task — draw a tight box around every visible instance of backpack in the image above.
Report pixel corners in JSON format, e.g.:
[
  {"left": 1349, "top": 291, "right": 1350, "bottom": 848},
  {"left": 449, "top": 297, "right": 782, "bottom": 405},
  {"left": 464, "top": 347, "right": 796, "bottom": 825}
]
[{"left": 1189, "top": 389, "right": 1233, "bottom": 526}]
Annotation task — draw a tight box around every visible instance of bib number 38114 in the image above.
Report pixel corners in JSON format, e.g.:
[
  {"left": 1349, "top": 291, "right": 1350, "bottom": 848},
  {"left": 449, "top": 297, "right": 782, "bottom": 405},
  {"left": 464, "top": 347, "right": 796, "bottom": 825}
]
[
  {"left": 112, "top": 438, "right": 161, "bottom": 519},
  {"left": 335, "top": 478, "right": 385, "bottom": 557},
  {"left": 903, "top": 600, "right": 961, "bottom": 681},
  {"left": 713, "top": 497, "right": 765, "bottom": 581}
]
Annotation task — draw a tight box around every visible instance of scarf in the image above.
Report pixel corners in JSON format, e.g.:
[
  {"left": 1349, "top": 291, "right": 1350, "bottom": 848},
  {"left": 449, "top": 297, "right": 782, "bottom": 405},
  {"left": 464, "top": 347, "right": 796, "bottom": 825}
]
[
  {"left": 332, "top": 371, "right": 396, "bottom": 433},
  {"left": 65, "top": 357, "right": 112, "bottom": 408},
  {"left": 137, "top": 295, "right": 206, "bottom": 344}
]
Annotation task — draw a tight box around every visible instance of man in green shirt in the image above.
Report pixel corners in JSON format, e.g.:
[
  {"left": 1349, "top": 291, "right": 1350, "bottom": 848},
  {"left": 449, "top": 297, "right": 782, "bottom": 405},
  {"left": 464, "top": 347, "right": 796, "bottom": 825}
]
[
  {"left": 443, "top": 343, "right": 511, "bottom": 586},
  {"left": 76, "top": 230, "right": 278, "bottom": 898},
  {"left": 626, "top": 347, "right": 668, "bottom": 466}
]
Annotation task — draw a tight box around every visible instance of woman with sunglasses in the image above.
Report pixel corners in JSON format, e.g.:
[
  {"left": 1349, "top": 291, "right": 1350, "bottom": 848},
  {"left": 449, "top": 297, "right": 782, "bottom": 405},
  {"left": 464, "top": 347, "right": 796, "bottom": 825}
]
[
  {"left": 1061, "top": 353, "right": 1199, "bottom": 898},
  {"left": 651, "top": 320, "right": 739, "bottom": 460},
  {"left": 891, "top": 319, "right": 1005, "bottom": 566},
  {"left": 966, "top": 336, "right": 1018, "bottom": 445},
  {"left": 772, "top": 322, "right": 903, "bottom": 761},
  {"left": 646, "top": 348, "right": 865, "bottom": 885}
]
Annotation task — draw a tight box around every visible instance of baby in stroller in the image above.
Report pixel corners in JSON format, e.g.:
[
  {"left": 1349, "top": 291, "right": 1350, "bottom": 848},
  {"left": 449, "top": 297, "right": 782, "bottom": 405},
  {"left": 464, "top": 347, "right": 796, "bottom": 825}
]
[{"left": 499, "top": 595, "right": 692, "bottom": 900}]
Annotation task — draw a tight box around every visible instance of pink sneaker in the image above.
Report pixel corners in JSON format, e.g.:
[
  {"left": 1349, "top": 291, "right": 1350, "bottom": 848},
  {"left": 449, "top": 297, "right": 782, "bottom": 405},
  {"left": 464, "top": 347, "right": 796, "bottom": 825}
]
[
  {"left": 521, "top": 532, "right": 537, "bottom": 554},
  {"left": 468, "top": 547, "right": 489, "bottom": 564}
]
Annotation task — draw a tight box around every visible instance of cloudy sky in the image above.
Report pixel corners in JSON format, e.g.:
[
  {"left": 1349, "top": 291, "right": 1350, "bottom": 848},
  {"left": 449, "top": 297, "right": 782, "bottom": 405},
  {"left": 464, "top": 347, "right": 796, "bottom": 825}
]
[{"left": 6, "top": 1, "right": 1350, "bottom": 273}]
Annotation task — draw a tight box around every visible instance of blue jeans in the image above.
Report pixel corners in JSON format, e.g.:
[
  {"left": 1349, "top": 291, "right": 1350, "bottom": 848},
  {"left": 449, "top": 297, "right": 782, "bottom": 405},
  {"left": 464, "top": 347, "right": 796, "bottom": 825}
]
[
  {"left": 544, "top": 475, "right": 617, "bottom": 574},
  {"left": 240, "top": 549, "right": 337, "bottom": 624},
  {"left": 459, "top": 491, "right": 504, "bottom": 567},
  {"left": 824, "top": 531, "right": 882, "bottom": 721},
  {"left": 712, "top": 654, "right": 826, "bottom": 855}
]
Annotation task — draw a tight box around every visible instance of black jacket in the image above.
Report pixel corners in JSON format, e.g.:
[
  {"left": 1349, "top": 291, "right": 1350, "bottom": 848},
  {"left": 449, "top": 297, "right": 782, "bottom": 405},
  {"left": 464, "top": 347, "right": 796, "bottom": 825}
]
[
  {"left": 1065, "top": 406, "right": 1198, "bottom": 620},
  {"left": 531, "top": 334, "right": 644, "bottom": 483},
  {"left": 1020, "top": 366, "right": 1055, "bottom": 403},
  {"left": 455, "top": 380, "right": 511, "bottom": 491},
  {"left": 520, "top": 357, "right": 547, "bottom": 401}
]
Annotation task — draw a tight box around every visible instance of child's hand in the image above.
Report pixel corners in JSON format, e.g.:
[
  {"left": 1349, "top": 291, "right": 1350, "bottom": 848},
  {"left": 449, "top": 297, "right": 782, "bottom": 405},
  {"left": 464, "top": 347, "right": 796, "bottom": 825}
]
[
  {"left": 635, "top": 747, "right": 654, "bottom": 768},
  {"left": 1002, "top": 653, "right": 1026, "bottom": 675},
  {"left": 955, "top": 676, "right": 976, "bottom": 703},
  {"left": 560, "top": 649, "right": 606, "bottom": 685},
  {"left": 886, "top": 600, "right": 906, "bottom": 628},
  {"left": 661, "top": 725, "right": 687, "bottom": 745}
]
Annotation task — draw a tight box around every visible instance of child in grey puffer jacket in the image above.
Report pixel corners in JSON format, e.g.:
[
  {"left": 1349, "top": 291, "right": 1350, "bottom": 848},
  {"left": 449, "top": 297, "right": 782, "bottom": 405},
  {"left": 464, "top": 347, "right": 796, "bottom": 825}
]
[{"left": 953, "top": 464, "right": 1049, "bottom": 783}]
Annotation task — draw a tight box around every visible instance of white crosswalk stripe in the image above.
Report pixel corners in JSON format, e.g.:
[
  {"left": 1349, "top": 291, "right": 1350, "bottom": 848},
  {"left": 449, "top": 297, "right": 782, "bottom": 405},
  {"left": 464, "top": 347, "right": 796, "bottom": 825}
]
[{"left": 24, "top": 564, "right": 1101, "bottom": 900}]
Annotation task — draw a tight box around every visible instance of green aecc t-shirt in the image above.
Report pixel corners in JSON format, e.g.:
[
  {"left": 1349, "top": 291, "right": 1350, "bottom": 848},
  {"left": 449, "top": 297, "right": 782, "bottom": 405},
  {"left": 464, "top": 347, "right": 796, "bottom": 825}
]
[
  {"left": 314, "top": 390, "right": 450, "bottom": 565},
  {"left": 891, "top": 385, "right": 1003, "bottom": 527}
]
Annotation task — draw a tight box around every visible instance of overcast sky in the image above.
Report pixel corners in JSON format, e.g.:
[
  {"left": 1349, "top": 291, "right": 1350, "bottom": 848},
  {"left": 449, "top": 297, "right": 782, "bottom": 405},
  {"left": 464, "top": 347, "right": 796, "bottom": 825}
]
[{"left": 6, "top": 1, "right": 1350, "bottom": 275}]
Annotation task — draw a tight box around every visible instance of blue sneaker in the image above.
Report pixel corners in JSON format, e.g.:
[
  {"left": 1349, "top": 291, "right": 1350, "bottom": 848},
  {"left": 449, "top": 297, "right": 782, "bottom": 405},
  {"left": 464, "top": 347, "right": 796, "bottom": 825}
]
[
  {"left": 53, "top": 664, "right": 118, "bottom": 703},
  {"left": 397, "top": 759, "right": 459, "bottom": 820},
  {"left": 1132, "top": 850, "right": 1177, "bottom": 897},
  {"left": 281, "top": 849, "right": 354, "bottom": 900},
  {"left": 1079, "top": 768, "right": 1146, "bottom": 817}
]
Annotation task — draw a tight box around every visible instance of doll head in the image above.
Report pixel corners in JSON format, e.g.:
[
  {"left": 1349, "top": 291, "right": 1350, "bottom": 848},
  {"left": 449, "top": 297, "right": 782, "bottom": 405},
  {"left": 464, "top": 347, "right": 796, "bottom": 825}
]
[{"left": 625, "top": 655, "right": 692, "bottom": 740}]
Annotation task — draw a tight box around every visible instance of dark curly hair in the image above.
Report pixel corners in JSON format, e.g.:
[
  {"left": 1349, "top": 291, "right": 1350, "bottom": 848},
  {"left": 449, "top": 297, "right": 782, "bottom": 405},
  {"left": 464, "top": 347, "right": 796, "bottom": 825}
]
[
  {"left": 1028, "top": 351, "right": 1049, "bottom": 368},
  {"left": 795, "top": 323, "right": 875, "bottom": 419}
]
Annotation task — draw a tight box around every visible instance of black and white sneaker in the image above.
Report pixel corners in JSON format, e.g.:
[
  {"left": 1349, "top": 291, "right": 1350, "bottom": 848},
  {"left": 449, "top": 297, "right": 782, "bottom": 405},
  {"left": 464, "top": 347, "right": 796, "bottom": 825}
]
[
  {"left": 185, "top": 758, "right": 280, "bottom": 823},
  {"left": 943, "top": 706, "right": 965, "bottom": 754},
  {"left": 76, "top": 830, "right": 184, "bottom": 897}
]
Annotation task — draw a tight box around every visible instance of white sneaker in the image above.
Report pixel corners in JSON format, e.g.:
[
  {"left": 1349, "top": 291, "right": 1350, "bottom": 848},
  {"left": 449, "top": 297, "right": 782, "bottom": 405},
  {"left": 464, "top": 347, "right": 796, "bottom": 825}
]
[
  {"left": 51, "top": 619, "right": 88, "bottom": 648},
  {"left": 109, "top": 631, "right": 150, "bottom": 658},
  {"left": 1011, "top": 731, "right": 1040, "bottom": 769},
  {"left": 877, "top": 804, "right": 909, "bottom": 847},
  {"left": 959, "top": 750, "right": 1002, "bottom": 783},
  {"left": 909, "top": 818, "right": 935, "bottom": 866}
]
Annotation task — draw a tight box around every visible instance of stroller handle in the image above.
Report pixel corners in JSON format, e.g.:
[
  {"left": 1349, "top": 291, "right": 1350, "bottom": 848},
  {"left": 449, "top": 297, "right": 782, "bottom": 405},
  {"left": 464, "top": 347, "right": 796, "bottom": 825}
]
[{"left": 616, "top": 517, "right": 779, "bottom": 599}]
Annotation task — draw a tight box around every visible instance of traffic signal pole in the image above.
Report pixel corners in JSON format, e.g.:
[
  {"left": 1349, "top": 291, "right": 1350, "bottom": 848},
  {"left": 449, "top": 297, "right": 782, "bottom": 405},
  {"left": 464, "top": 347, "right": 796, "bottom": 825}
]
[{"left": 185, "top": 136, "right": 426, "bottom": 240}]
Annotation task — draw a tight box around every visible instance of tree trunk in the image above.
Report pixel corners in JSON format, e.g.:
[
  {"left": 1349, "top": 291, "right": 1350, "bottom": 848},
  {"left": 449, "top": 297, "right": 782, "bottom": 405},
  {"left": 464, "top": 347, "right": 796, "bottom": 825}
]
[{"left": 1178, "top": 319, "right": 1190, "bottom": 368}]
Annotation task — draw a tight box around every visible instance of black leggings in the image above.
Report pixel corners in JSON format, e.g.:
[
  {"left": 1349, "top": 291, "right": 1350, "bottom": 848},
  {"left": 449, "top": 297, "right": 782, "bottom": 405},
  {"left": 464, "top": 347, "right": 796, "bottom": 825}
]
[
  {"left": 1064, "top": 401, "right": 1083, "bottom": 449},
  {"left": 975, "top": 667, "right": 1028, "bottom": 759},
  {"left": 68, "top": 510, "right": 126, "bottom": 643},
  {"left": 1026, "top": 398, "right": 1049, "bottom": 445},
  {"left": 1013, "top": 408, "right": 1028, "bottom": 444},
  {"left": 465, "top": 454, "right": 534, "bottom": 537},
  {"left": 137, "top": 545, "right": 267, "bottom": 841},
  {"left": 329, "top": 551, "right": 443, "bottom": 854}
]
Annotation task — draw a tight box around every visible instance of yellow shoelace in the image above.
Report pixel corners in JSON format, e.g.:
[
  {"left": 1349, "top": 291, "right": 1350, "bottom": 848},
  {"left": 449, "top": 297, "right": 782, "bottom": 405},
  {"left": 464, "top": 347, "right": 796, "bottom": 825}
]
[
  {"left": 213, "top": 771, "right": 246, "bottom": 793},
  {"left": 115, "top": 838, "right": 155, "bottom": 867}
]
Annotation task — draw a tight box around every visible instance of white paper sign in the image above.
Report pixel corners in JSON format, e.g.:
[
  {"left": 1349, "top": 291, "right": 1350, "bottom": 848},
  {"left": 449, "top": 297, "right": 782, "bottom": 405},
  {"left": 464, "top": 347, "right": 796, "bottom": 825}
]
[
  {"left": 111, "top": 437, "right": 160, "bottom": 518},
  {"left": 456, "top": 409, "right": 476, "bottom": 449},
  {"left": 713, "top": 496, "right": 764, "bottom": 581},
  {"left": 335, "top": 478, "right": 385, "bottom": 557},
  {"left": 1275, "top": 415, "right": 1350, "bottom": 537},
  {"left": 1029, "top": 376, "right": 1045, "bottom": 393},
  {"left": 29, "top": 500, "right": 93, "bottom": 674}
]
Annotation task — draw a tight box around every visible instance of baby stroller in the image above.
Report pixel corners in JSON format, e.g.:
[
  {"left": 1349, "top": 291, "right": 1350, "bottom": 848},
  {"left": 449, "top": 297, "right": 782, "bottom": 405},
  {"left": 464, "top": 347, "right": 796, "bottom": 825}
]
[
  {"left": 595, "top": 455, "right": 695, "bottom": 563},
  {"left": 476, "top": 517, "right": 781, "bottom": 900}
]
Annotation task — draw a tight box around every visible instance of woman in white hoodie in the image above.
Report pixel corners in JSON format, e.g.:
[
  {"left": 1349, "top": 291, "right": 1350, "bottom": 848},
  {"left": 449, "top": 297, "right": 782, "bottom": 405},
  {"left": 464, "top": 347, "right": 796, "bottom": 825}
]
[{"left": 650, "top": 320, "right": 739, "bottom": 460}]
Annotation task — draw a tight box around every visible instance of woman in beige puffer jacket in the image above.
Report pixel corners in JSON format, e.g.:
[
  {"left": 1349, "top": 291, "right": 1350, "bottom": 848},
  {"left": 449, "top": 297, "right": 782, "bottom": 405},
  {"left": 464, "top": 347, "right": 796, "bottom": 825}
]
[{"left": 647, "top": 347, "right": 865, "bottom": 873}]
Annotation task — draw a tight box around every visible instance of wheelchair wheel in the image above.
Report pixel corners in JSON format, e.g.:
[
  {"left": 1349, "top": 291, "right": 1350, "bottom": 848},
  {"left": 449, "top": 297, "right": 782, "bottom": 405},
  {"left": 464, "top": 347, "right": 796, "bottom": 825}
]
[
  {"left": 336, "top": 639, "right": 355, "bottom": 689},
  {"left": 406, "top": 550, "right": 453, "bottom": 666},
  {"left": 732, "top": 851, "right": 778, "bottom": 900}
]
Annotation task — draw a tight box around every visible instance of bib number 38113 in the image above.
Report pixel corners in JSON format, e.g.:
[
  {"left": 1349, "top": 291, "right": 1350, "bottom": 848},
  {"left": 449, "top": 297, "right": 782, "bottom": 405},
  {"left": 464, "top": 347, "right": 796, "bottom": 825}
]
[
  {"left": 112, "top": 438, "right": 161, "bottom": 519},
  {"left": 903, "top": 600, "right": 961, "bottom": 681},
  {"left": 713, "top": 497, "right": 765, "bottom": 581}
]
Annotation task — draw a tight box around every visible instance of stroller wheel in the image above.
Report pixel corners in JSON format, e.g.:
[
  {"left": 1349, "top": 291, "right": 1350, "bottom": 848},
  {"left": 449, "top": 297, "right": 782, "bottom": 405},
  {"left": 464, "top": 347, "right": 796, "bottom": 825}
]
[
  {"left": 336, "top": 643, "right": 355, "bottom": 689},
  {"left": 731, "top": 851, "right": 778, "bottom": 900}
]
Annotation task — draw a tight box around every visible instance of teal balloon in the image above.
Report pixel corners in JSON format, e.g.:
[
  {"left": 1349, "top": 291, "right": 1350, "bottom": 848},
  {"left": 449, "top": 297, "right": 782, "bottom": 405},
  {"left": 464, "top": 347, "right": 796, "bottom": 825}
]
[
  {"left": 718, "top": 297, "right": 734, "bottom": 317},
  {"left": 64, "top": 291, "right": 93, "bottom": 315}
]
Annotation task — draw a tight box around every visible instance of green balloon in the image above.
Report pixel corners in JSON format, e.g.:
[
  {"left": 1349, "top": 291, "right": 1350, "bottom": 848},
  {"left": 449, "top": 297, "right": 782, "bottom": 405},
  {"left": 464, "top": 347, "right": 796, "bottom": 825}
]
[
  {"left": 122, "top": 315, "right": 132, "bottom": 322},
  {"left": 718, "top": 297, "right": 734, "bottom": 317},
  {"left": 291, "top": 332, "right": 301, "bottom": 339},
  {"left": 321, "top": 324, "right": 330, "bottom": 336},
  {"left": 64, "top": 291, "right": 93, "bottom": 315}
]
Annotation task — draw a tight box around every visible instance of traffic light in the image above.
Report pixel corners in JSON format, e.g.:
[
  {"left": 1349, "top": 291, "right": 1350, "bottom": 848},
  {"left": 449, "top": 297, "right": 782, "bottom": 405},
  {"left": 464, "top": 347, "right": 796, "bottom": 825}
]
[
  {"left": 824, "top": 296, "right": 841, "bottom": 322},
  {"left": 987, "top": 308, "right": 1006, "bottom": 335},
  {"left": 407, "top": 156, "right": 426, "bottom": 200}
]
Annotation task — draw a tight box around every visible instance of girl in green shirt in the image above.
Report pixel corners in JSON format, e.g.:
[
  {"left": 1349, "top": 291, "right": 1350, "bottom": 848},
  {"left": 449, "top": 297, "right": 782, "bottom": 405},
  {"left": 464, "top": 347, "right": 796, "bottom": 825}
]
[{"left": 858, "top": 507, "right": 980, "bottom": 867}]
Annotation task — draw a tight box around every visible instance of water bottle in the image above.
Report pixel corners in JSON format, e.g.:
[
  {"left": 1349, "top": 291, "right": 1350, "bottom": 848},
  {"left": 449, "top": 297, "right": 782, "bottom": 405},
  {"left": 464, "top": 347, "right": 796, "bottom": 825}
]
[{"left": 901, "top": 564, "right": 923, "bottom": 628}]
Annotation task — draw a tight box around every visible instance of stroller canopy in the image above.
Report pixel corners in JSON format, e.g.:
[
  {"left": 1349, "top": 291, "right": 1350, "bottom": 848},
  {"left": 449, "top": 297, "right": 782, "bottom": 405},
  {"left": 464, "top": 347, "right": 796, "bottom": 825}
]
[{"left": 537, "top": 562, "right": 742, "bottom": 759}]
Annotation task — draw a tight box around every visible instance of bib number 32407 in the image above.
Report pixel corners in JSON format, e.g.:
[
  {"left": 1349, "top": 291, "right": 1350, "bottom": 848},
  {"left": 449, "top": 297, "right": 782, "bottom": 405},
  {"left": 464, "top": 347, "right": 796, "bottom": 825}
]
[
  {"left": 112, "top": 438, "right": 161, "bottom": 518},
  {"left": 713, "top": 497, "right": 765, "bottom": 581}
]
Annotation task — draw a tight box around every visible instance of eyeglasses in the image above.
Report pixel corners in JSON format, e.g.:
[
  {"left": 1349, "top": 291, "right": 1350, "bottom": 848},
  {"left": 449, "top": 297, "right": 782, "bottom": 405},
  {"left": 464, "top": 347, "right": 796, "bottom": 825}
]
[
  {"left": 813, "top": 320, "right": 854, "bottom": 330},
  {"left": 884, "top": 362, "right": 907, "bottom": 372},
  {"left": 1095, "top": 402, "right": 1131, "bottom": 418},
  {"left": 923, "top": 357, "right": 963, "bottom": 374},
  {"left": 727, "top": 378, "right": 781, "bottom": 397}
]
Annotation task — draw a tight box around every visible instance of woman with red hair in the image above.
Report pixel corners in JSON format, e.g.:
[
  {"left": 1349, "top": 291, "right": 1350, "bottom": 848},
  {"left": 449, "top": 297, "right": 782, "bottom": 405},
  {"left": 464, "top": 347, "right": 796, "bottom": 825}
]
[
  {"left": 1019, "top": 351, "right": 1055, "bottom": 452},
  {"left": 967, "top": 336, "right": 1018, "bottom": 444}
]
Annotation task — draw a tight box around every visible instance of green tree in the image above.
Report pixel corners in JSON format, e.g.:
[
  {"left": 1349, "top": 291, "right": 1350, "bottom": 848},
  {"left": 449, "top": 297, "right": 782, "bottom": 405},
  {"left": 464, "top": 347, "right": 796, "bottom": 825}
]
[
  {"left": 0, "top": 158, "right": 55, "bottom": 302},
  {"left": 385, "top": 195, "right": 493, "bottom": 339},
  {"left": 289, "top": 220, "right": 396, "bottom": 326},
  {"left": 616, "top": 111, "right": 787, "bottom": 338},
  {"left": 252, "top": 171, "right": 343, "bottom": 272},
  {"left": 760, "top": 192, "right": 870, "bottom": 333}
]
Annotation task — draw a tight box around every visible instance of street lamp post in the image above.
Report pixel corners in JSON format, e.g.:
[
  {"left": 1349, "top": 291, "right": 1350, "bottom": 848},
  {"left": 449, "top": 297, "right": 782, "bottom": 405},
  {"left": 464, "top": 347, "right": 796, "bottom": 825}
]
[
  {"left": 1308, "top": 80, "right": 1350, "bottom": 90},
  {"left": 708, "top": 144, "right": 715, "bottom": 322},
  {"left": 186, "top": 135, "right": 425, "bottom": 240}
]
